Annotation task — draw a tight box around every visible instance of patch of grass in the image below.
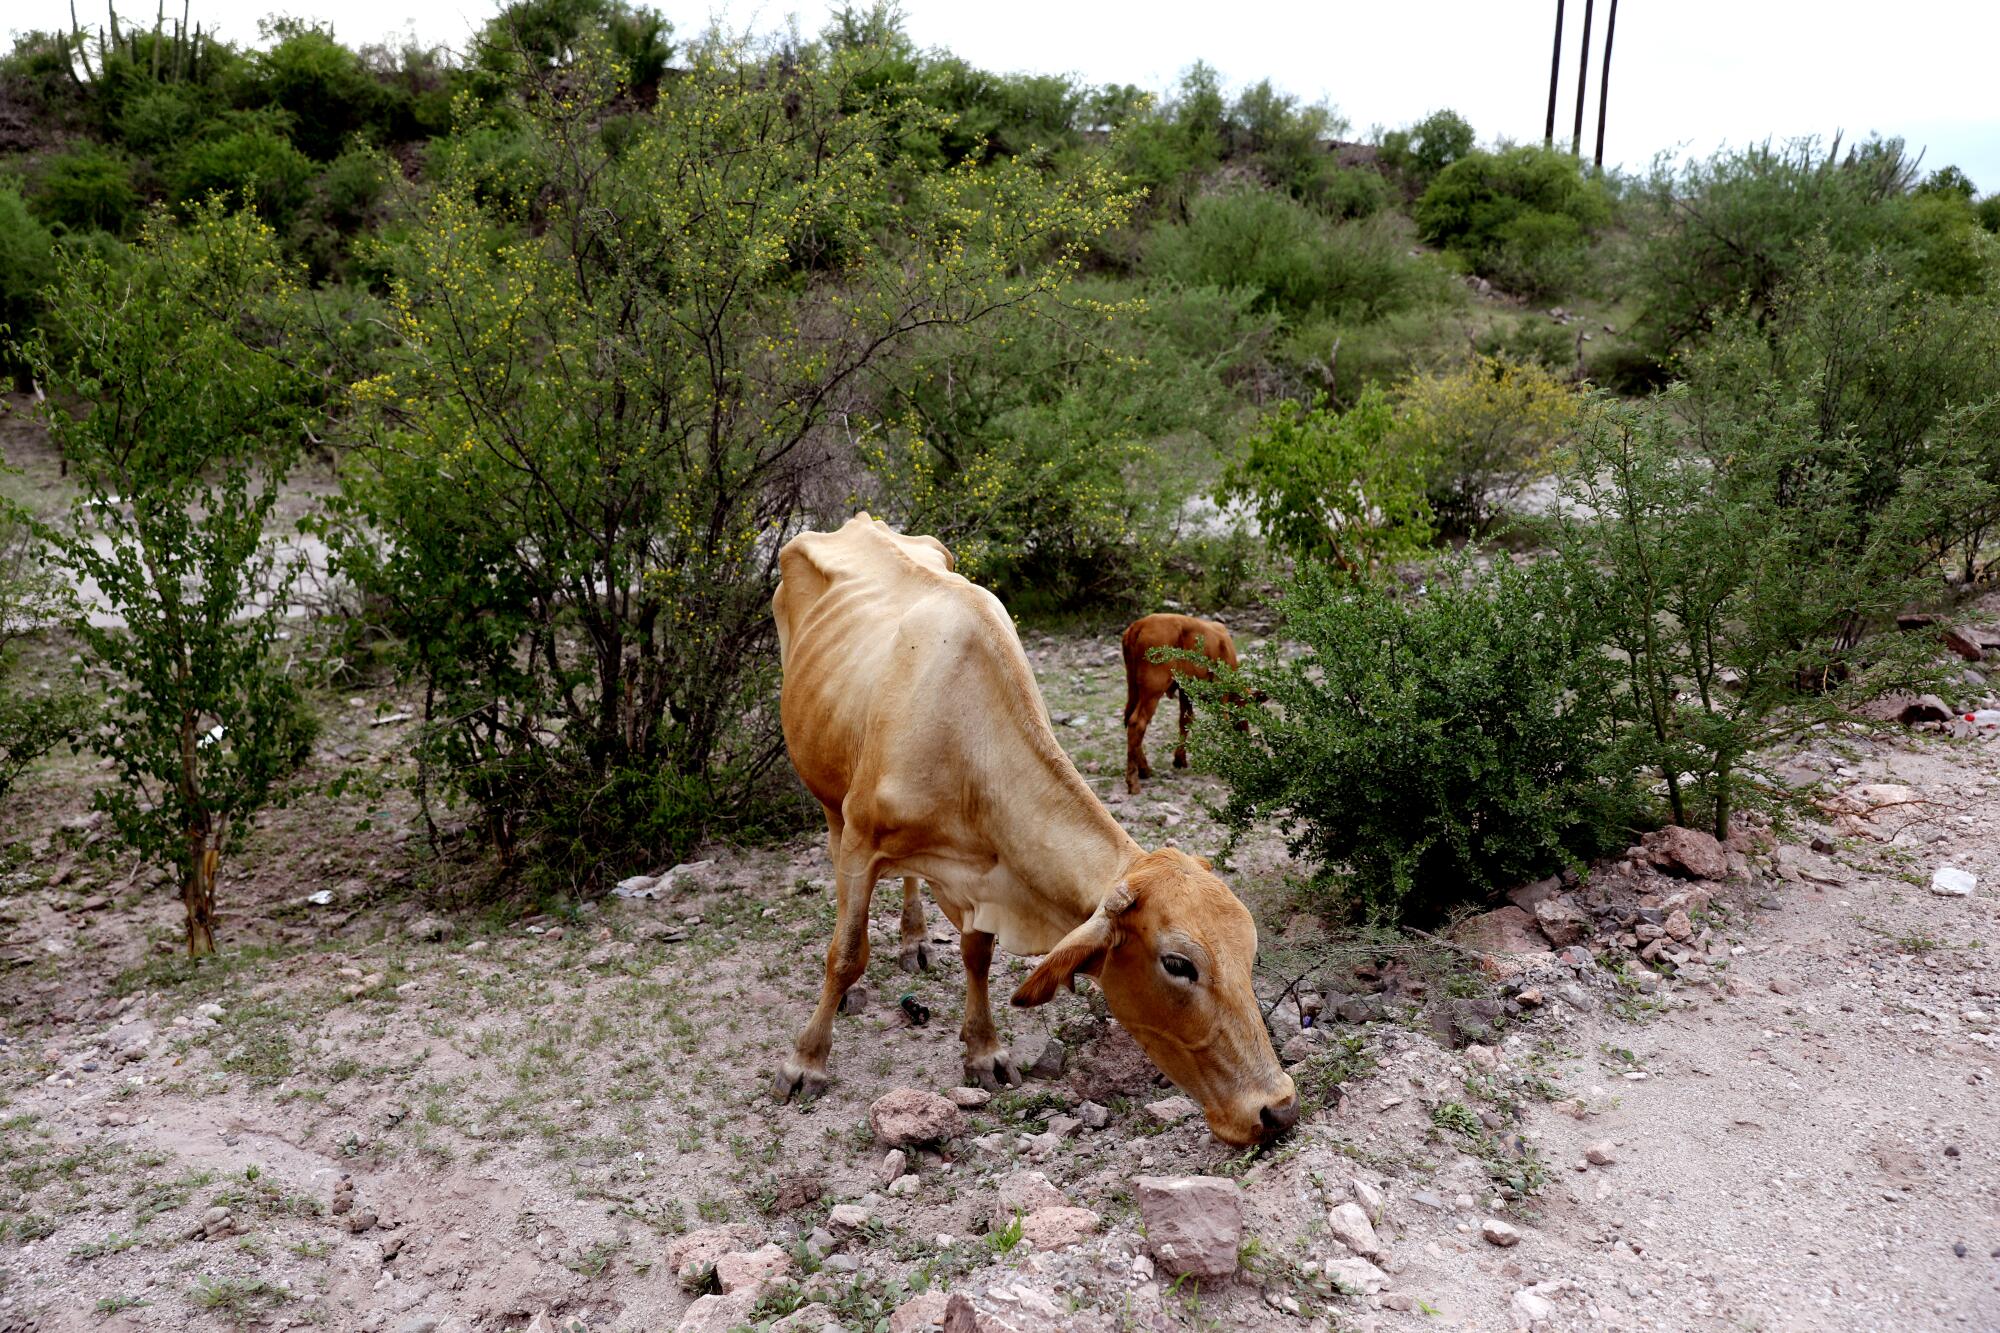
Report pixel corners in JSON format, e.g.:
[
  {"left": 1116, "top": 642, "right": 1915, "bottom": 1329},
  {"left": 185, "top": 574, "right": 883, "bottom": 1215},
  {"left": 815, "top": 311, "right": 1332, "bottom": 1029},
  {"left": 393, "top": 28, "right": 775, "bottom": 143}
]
[
  {"left": 1429, "top": 1098, "right": 1549, "bottom": 1199},
  {"left": 96, "top": 1295, "right": 151, "bottom": 1314},
  {"left": 987, "top": 1211, "right": 1025, "bottom": 1255},
  {"left": 189, "top": 1276, "right": 292, "bottom": 1321},
  {"left": 1290, "top": 1033, "right": 1376, "bottom": 1114}
]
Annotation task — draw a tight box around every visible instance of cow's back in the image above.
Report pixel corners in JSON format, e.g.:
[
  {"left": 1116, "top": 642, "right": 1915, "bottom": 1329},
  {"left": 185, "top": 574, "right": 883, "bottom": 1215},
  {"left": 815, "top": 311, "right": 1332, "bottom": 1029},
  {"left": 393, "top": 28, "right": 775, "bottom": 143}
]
[{"left": 774, "top": 515, "right": 1001, "bottom": 812}]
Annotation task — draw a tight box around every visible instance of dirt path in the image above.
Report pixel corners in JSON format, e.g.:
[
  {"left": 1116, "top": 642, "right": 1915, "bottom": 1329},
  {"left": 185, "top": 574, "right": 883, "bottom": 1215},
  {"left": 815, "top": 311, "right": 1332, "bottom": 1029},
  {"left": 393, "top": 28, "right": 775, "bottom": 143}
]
[{"left": 3, "top": 617, "right": 1999, "bottom": 1333}]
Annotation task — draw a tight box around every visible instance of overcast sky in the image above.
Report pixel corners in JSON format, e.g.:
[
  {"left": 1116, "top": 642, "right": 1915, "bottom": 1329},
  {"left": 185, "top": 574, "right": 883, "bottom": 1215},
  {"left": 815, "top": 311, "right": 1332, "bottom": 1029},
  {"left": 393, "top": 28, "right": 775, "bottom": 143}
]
[{"left": 17, "top": 0, "right": 2000, "bottom": 190}]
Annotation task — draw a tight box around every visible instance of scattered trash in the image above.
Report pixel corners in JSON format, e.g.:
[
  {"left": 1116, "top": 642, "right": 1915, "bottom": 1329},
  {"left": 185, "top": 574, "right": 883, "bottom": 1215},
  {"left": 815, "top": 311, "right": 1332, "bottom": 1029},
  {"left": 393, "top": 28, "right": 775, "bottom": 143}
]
[
  {"left": 899, "top": 994, "right": 931, "bottom": 1027},
  {"left": 1931, "top": 865, "right": 1977, "bottom": 898},
  {"left": 197, "top": 724, "right": 224, "bottom": 749},
  {"left": 305, "top": 889, "right": 334, "bottom": 907},
  {"left": 369, "top": 712, "right": 415, "bottom": 727},
  {"left": 1964, "top": 709, "right": 2000, "bottom": 731}
]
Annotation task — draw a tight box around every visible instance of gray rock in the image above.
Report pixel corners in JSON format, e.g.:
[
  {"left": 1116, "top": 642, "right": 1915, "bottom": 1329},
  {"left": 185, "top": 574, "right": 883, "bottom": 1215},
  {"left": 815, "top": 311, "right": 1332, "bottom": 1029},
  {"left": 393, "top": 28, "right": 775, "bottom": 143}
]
[
  {"left": 869, "top": 1088, "right": 965, "bottom": 1147},
  {"left": 1076, "top": 1100, "right": 1111, "bottom": 1130}
]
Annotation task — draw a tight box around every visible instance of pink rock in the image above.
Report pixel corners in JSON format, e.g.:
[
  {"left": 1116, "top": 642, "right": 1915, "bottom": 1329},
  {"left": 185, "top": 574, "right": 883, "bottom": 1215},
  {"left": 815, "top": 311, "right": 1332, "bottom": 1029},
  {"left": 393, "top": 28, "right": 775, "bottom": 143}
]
[
  {"left": 714, "top": 1243, "right": 790, "bottom": 1296},
  {"left": 1532, "top": 895, "right": 1589, "bottom": 948},
  {"left": 889, "top": 1290, "right": 950, "bottom": 1333},
  {"left": 1134, "top": 1175, "right": 1242, "bottom": 1280},
  {"left": 1642, "top": 826, "right": 1729, "bottom": 881},
  {"left": 869, "top": 1088, "right": 966, "bottom": 1147},
  {"left": 665, "top": 1224, "right": 763, "bottom": 1289},
  {"left": 1018, "top": 1206, "right": 1100, "bottom": 1250},
  {"left": 990, "top": 1170, "right": 1069, "bottom": 1231},
  {"left": 676, "top": 1289, "right": 760, "bottom": 1333}
]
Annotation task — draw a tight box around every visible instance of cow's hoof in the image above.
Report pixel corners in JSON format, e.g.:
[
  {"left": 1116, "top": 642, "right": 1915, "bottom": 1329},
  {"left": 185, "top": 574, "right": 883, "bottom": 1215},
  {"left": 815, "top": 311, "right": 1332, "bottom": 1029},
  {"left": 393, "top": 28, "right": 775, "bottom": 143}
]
[
  {"left": 964, "top": 1053, "right": 1022, "bottom": 1092},
  {"left": 898, "top": 941, "right": 933, "bottom": 974},
  {"left": 1172, "top": 752, "right": 1189, "bottom": 769},
  {"left": 774, "top": 1059, "right": 830, "bottom": 1102},
  {"left": 1125, "top": 776, "right": 1143, "bottom": 796}
]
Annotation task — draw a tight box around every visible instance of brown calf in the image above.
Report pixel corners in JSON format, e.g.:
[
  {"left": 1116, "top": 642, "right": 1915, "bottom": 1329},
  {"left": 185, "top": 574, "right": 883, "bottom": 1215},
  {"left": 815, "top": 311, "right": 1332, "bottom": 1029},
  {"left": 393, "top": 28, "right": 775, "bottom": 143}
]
[{"left": 1121, "top": 613, "right": 1238, "bottom": 795}]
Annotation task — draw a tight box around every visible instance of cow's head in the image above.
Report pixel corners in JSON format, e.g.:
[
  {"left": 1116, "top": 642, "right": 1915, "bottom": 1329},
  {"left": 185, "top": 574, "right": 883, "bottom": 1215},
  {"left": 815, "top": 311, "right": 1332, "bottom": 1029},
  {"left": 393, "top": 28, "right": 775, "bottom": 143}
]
[{"left": 1011, "top": 848, "right": 1298, "bottom": 1147}]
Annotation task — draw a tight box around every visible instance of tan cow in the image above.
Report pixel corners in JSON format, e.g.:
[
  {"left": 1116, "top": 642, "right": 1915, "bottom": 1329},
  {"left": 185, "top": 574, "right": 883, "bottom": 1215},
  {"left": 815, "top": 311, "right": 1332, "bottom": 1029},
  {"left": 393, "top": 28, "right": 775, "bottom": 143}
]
[
  {"left": 1121, "top": 612, "right": 1239, "bottom": 795},
  {"left": 772, "top": 515, "right": 1298, "bottom": 1146}
]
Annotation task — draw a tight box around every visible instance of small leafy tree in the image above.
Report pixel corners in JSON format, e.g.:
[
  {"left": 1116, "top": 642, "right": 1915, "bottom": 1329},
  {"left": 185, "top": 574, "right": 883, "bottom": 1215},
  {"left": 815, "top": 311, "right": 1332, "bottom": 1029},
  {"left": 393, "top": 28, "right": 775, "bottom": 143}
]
[
  {"left": 1553, "top": 391, "right": 1960, "bottom": 837},
  {"left": 1396, "top": 354, "right": 1585, "bottom": 536},
  {"left": 1216, "top": 389, "right": 1432, "bottom": 576},
  {"left": 27, "top": 204, "right": 317, "bottom": 954},
  {"left": 1415, "top": 145, "right": 1608, "bottom": 297},
  {"left": 1186, "top": 555, "right": 1635, "bottom": 923},
  {"left": 331, "top": 34, "right": 1134, "bottom": 882}
]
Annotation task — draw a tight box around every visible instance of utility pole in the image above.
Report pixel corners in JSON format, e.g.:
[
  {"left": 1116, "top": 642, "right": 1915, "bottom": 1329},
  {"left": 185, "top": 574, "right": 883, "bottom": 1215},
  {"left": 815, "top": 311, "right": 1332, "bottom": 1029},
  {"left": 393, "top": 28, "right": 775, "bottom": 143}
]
[
  {"left": 1593, "top": 0, "right": 1619, "bottom": 168},
  {"left": 1544, "top": 0, "right": 1565, "bottom": 148},
  {"left": 1570, "top": 0, "right": 1594, "bottom": 157}
]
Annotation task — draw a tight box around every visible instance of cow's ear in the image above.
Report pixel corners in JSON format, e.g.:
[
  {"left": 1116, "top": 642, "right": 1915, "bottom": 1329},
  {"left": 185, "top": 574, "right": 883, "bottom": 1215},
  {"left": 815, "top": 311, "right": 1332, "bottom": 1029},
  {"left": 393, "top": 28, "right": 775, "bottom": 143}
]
[{"left": 1011, "top": 885, "right": 1130, "bottom": 1008}]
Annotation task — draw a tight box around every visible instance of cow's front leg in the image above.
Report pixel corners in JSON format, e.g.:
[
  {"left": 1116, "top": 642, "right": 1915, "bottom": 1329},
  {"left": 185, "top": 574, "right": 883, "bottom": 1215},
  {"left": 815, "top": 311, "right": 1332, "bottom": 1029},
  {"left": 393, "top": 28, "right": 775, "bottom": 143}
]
[
  {"left": 777, "top": 863, "right": 876, "bottom": 1101},
  {"left": 897, "top": 877, "right": 932, "bottom": 973},
  {"left": 959, "top": 929, "right": 1020, "bottom": 1091}
]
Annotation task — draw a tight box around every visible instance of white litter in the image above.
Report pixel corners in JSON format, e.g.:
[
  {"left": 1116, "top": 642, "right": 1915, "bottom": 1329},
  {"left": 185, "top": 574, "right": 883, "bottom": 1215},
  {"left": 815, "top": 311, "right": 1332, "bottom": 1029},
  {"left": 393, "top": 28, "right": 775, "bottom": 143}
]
[
  {"left": 305, "top": 889, "right": 335, "bottom": 906},
  {"left": 1931, "top": 865, "right": 1977, "bottom": 897}
]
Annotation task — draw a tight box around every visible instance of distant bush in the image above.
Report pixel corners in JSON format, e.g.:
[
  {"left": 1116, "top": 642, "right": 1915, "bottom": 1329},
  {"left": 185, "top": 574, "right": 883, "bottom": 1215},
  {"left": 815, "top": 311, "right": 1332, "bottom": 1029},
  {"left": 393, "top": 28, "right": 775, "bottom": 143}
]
[
  {"left": 1396, "top": 355, "right": 1585, "bottom": 536},
  {"left": 31, "top": 143, "right": 143, "bottom": 236},
  {"left": 1631, "top": 135, "right": 1933, "bottom": 358},
  {"left": 168, "top": 115, "right": 315, "bottom": 224},
  {"left": 249, "top": 21, "right": 388, "bottom": 161},
  {"left": 1415, "top": 145, "right": 1608, "bottom": 298},
  {"left": 1216, "top": 389, "right": 1432, "bottom": 575},
  {"left": 1148, "top": 189, "right": 1438, "bottom": 322},
  {"left": 0, "top": 184, "right": 55, "bottom": 380},
  {"left": 1188, "top": 555, "right": 1636, "bottom": 924},
  {"left": 1379, "top": 109, "right": 1475, "bottom": 192}
]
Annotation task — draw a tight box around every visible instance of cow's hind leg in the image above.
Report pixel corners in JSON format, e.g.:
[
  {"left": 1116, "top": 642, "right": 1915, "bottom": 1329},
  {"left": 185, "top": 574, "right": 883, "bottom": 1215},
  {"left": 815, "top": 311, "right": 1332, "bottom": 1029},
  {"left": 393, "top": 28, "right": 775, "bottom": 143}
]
[
  {"left": 777, "top": 857, "right": 877, "bottom": 1101},
  {"left": 959, "top": 929, "right": 1021, "bottom": 1091},
  {"left": 1173, "top": 683, "right": 1194, "bottom": 769},
  {"left": 1124, "top": 690, "right": 1160, "bottom": 795},
  {"left": 897, "top": 877, "right": 931, "bottom": 973}
]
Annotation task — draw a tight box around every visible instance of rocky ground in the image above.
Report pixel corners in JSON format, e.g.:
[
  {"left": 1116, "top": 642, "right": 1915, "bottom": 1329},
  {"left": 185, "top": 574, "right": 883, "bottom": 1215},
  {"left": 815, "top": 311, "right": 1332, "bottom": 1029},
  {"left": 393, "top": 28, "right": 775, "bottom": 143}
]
[{"left": 4, "top": 578, "right": 2000, "bottom": 1331}]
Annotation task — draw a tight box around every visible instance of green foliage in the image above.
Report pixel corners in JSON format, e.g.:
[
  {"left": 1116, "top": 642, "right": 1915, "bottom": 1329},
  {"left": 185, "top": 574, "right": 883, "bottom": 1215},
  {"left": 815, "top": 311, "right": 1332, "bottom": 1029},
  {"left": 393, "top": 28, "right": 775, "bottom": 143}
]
[
  {"left": 167, "top": 114, "right": 316, "bottom": 225},
  {"left": 24, "top": 204, "right": 318, "bottom": 954},
  {"left": 1379, "top": 109, "right": 1475, "bottom": 192},
  {"left": 1147, "top": 189, "right": 1441, "bottom": 322},
  {"left": 1187, "top": 556, "right": 1636, "bottom": 924},
  {"left": 1217, "top": 389, "right": 1432, "bottom": 574},
  {"left": 1630, "top": 135, "right": 1941, "bottom": 358},
  {"left": 0, "top": 183, "right": 55, "bottom": 378},
  {"left": 1554, "top": 388, "right": 1963, "bottom": 837},
  {"left": 1684, "top": 248, "right": 2000, "bottom": 584},
  {"left": 30, "top": 143, "right": 142, "bottom": 236},
  {"left": 865, "top": 280, "right": 1257, "bottom": 609},
  {"left": 328, "top": 39, "right": 1133, "bottom": 887},
  {"left": 1416, "top": 145, "right": 1608, "bottom": 298},
  {"left": 1396, "top": 355, "right": 1585, "bottom": 536},
  {"left": 249, "top": 21, "right": 388, "bottom": 161}
]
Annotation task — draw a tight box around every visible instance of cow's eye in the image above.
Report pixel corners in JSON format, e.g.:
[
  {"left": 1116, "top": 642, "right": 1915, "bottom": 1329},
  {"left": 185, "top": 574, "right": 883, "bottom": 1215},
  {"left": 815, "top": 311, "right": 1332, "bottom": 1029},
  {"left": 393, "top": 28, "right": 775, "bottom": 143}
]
[{"left": 1161, "top": 953, "right": 1198, "bottom": 983}]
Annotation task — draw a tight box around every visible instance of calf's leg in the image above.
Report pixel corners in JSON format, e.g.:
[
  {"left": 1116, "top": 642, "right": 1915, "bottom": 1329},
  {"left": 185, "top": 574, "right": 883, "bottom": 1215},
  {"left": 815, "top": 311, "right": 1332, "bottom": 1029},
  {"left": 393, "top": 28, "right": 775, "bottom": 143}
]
[
  {"left": 1124, "top": 689, "right": 1160, "bottom": 794},
  {"left": 958, "top": 929, "right": 1020, "bottom": 1090},
  {"left": 897, "top": 877, "right": 931, "bottom": 973},
  {"left": 777, "top": 856, "right": 877, "bottom": 1100}
]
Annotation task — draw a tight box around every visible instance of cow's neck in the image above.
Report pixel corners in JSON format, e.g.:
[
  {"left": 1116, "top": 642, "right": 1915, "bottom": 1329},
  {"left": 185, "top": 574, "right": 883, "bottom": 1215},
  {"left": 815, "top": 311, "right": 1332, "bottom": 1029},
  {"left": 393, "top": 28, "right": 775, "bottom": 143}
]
[{"left": 994, "top": 747, "right": 1144, "bottom": 928}]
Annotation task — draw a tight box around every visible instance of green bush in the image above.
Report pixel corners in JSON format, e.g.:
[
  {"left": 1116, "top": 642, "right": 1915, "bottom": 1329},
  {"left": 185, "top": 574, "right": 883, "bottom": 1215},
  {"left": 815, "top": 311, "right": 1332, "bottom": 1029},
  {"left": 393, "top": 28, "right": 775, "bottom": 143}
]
[
  {"left": 31, "top": 143, "right": 142, "bottom": 236},
  {"left": 116, "top": 85, "right": 208, "bottom": 156},
  {"left": 1415, "top": 145, "right": 1608, "bottom": 298},
  {"left": 1554, "top": 388, "right": 1961, "bottom": 836},
  {"left": 168, "top": 115, "right": 315, "bottom": 225},
  {"left": 1631, "top": 135, "right": 1927, "bottom": 358},
  {"left": 329, "top": 40, "right": 1133, "bottom": 888},
  {"left": 1147, "top": 189, "right": 1440, "bottom": 322},
  {"left": 1379, "top": 109, "right": 1475, "bottom": 192},
  {"left": 248, "top": 21, "right": 387, "bottom": 161},
  {"left": 1187, "top": 555, "right": 1637, "bottom": 923},
  {"left": 0, "top": 183, "right": 56, "bottom": 380},
  {"left": 1396, "top": 355, "right": 1585, "bottom": 536},
  {"left": 1216, "top": 389, "right": 1432, "bottom": 575}
]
